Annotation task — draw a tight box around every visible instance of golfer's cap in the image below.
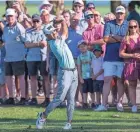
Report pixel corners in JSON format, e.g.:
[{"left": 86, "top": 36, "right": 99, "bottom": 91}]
[{"left": 43, "top": 24, "right": 56, "bottom": 35}]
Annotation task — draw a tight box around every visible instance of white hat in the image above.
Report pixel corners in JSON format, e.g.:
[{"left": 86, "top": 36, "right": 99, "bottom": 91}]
[
  {"left": 6, "top": 8, "right": 16, "bottom": 16},
  {"left": 77, "top": 40, "right": 87, "bottom": 47},
  {"left": 39, "top": 0, "right": 53, "bottom": 11},
  {"left": 40, "top": 9, "right": 49, "bottom": 15},
  {"left": 43, "top": 24, "right": 56, "bottom": 35},
  {"left": 116, "top": 5, "right": 125, "bottom": 13},
  {"left": 84, "top": 10, "right": 93, "bottom": 17},
  {"left": 73, "top": 0, "right": 84, "bottom": 5}
]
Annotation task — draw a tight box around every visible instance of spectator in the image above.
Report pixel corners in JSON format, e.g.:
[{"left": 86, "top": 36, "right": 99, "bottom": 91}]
[
  {"left": 72, "top": 0, "right": 88, "bottom": 34},
  {"left": 2, "top": 8, "right": 26, "bottom": 105},
  {"left": 39, "top": 0, "right": 55, "bottom": 21},
  {"left": 96, "top": 5, "right": 128, "bottom": 112},
  {"left": 92, "top": 45, "right": 104, "bottom": 108},
  {"left": 83, "top": 10, "right": 105, "bottom": 51},
  {"left": 85, "top": 2, "right": 96, "bottom": 12},
  {"left": 25, "top": 14, "right": 48, "bottom": 105},
  {"left": 104, "top": 12, "right": 116, "bottom": 23},
  {"left": 93, "top": 10, "right": 104, "bottom": 25},
  {"left": 37, "top": 19, "right": 78, "bottom": 130},
  {"left": 62, "top": 10, "right": 71, "bottom": 27},
  {"left": 77, "top": 40, "right": 95, "bottom": 108},
  {"left": 119, "top": 20, "right": 140, "bottom": 113},
  {"left": 127, "top": 2, "right": 140, "bottom": 26}
]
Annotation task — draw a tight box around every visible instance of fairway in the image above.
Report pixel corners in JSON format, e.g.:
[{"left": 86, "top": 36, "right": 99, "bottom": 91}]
[{"left": 0, "top": 106, "right": 140, "bottom": 132}]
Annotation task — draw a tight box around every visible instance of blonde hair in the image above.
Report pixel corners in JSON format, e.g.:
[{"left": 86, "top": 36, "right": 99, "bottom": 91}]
[{"left": 125, "top": 20, "right": 140, "bottom": 44}]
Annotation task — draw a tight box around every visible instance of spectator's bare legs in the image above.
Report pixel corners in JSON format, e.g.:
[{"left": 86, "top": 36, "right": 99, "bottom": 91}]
[
  {"left": 0, "top": 84, "right": 6, "bottom": 99},
  {"left": 15, "top": 76, "right": 20, "bottom": 97},
  {"left": 30, "top": 76, "right": 37, "bottom": 98},
  {"left": 117, "top": 78, "right": 124, "bottom": 104},
  {"left": 83, "top": 93, "right": 87, "bottom": 104},
  {"left": 96, "top": 92, "right": 101, "bottom": 105},
  {"left": 18, "top": 75, "right": 25, "bottom": 98},
  {"left": 6, "top": 76, "right": 14, "bottom": 98},
  {"left": 102, "top": 76, "right": 113, "bottom": 106},
  {"left": 91, "top": 93, "right": 95, "bottom": 104},
  {"left": 128, "top": 80, "right": 137, "bottom": 106}
]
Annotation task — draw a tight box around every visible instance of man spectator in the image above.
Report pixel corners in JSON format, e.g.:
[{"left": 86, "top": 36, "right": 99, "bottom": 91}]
[
  {"left": 95, "top": 5, "right": 128, "bottom": 112},
  {"left": 2, "top": 8, "right": 26, "bottom": 105},
  {"left": 85, "top": 2, "right": 96, "bottom": 12}
]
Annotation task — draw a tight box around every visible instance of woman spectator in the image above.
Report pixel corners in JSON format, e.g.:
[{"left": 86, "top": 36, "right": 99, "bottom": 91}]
[
  {"left": 119, "top": 20, "right": 140, "bottom": 113},
  {"left": 62, "top": 10, "right": 71, "bottom": 27}
]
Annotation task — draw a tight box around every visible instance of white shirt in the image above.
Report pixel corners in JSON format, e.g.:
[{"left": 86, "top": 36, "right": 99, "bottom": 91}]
[{"left": 91, "top": 56, "right": 104, "bottom": 80}]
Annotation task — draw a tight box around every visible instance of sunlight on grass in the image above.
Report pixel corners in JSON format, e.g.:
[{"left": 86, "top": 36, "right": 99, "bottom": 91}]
[{"left": 0, "top": 106, "right": 140, "bottom": 132}]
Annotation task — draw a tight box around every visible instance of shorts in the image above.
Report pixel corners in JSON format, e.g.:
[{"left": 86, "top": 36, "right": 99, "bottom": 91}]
[
  {"left": 93, "top": 80, "right": 104, "bottom": 93},
  {"left": 5, "top": 61, "right": 25, "bottom": 76},
  {"left": 49, "top": 54, "right": 58, "bottom": 76},
  {"left": 82, "top": 78, "right": 93, "bottom": 93},
  {"left": 27, "top": 61, "right": 48, "bottom": 76},
  {"left": 103, "top": 61, "right": 124, "bottom": 78}
]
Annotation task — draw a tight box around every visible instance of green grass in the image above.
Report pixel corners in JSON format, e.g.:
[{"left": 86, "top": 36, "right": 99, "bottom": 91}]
[{"left": 0, "top": 106, "right": 140, "bottom": 132}]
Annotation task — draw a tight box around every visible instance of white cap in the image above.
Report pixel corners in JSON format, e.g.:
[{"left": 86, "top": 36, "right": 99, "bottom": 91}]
[
  {"left": 77, "top": 40, "right": 87, "bottom": 47},
  {"left": 43, "top": 24, "right": 56, "bottom": 35},
  {"left": 116, "top": 5, "right": 125, "bottom": 13},
  {"left": 73, "top": 0, "right": 84, "bottom": 5},
  {"left": 39, "top": 0, "right": 53, "bottom": 11},
  {"left": 84, "top": 10, "right": 93, "bottom": 17},
  {"left": 40, "top": 9, "right": 49, "bottom": 15},
  {"left": 6, "top": 8, "right": 16, "bottom": 16}
]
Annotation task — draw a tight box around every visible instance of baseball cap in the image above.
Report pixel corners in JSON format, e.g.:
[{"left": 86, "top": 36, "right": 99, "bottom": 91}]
[
  {"left": 39, "top": 0, "right": 53, "bottom": 11},
  {"left": 73, "top": 0, "right": 84, "bottom": 5},
  {"left": 93, "top": 45, "right": 103, "bottom": 53},
  {"left": 86, "top": 2, "right": 95, "bottom": 8},
  {"left": 43, "top": 24, "right": 56, "bottom": 35},
  {"left": 116, "top": 5, "right": 126, "bottom": 13},
  {"left": 84, "top": 10, "right": 93, "bottom": 17},
  {"left": 6, "top": 8, "right": 16, "bottom": 16},
  {"left": 40, "top": 9, "right": 49, "bottom": 15},
  {"left": 77, "top": 40, "right": 87, "bottom": 47},
  {"left": 32, "top": 14, "right": 41, "bottom": 21}
]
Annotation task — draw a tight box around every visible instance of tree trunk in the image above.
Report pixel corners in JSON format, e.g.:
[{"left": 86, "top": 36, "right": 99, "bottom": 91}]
[
  {"left": 111, "top": 0, "right": 121, "bottom": 13},
  {"left": 50, "top": 0, "right": 64, "bottom": 16}
]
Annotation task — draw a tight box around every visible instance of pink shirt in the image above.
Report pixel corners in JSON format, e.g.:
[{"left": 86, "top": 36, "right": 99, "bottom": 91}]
[
  {"left": 82, "top": 24, "right": 104, "bottom": 44},
  {"left": 82, "top": 24, "right": 106, "bottom": 56}
]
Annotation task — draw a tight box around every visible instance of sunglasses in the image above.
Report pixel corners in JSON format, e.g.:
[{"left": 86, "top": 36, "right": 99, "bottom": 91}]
[
  {"left": 129, "top": 25, "right": 137, "bottom": 29},
  {"left": 88, "top": 7, "right": 95, "bottom": 10},
  {"left": 33, "top": 20, "right": 40, "bottom": 23},
  {"left": 85, "top": 15, "right": 94, "bottom": 20}
]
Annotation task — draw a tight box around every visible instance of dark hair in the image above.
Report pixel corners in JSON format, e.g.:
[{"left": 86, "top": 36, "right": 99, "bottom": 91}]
[{"left": 62, "top": 10, "right": 71, "bottom": 16}]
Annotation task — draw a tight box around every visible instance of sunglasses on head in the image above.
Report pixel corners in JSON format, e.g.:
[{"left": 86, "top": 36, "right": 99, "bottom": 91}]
[
  {"left": 33, "top": 20, "right": 40, "bottom": 23},
  {"left": 85, "top": 15, "right": 94, "bottom": 20},
  {"left": 129, "top": 25, "right": 137, "bottom": 29}
]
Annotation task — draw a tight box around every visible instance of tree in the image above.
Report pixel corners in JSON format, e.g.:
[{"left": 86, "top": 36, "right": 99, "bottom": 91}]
[
  {"left": 50, "top": 0, "right": 64, "bottom": 15},
  {"left": 110, "top": 0, "right": 121, "bottom": 13}
]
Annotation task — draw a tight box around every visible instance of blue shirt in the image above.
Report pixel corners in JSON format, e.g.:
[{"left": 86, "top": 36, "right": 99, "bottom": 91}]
[
  {"left": 25, "top": 28, "right": 47, "bottom": 61},
  {"left": 2, "top": 22, "right": 26, "bottom": 62},
  {"left": 48, "top": 36, "right": 75, "bottom": 69},
  {"left": 104, "top": 20, "right": 128, "bottom": 62},
  {"left": 66, "top": 27, "right": 82, "bottom": 58}
]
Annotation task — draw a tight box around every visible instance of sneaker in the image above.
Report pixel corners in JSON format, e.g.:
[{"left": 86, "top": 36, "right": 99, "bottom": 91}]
[
  {"left": 29, "top": 98, "right": 38, "bottom": 105},
  {"left": 117, "top": 103, "right": 124, "bottom": 112},
  {"left": 132, "top": 105, "right": 137, "bottom": 113},
  {"left": 94, "top": 104, "right": 107, "bottom": 111},
  {"left": 16, "top": 98, "right": 26, "bottom": 105},
  {"left": 82, "top": 103, "right": 88, "bottom": 109},
  {"left": 36, "top": 112, "right": 46, "bottom": 129},
  {"left": 41, "top": 98, "right": 50, "bottom": 107},
  {"left": 63, "top": 123, "right": 72, "bottom": 130},
  {"left": 4, "top": 98, "right": 15, "bottom": 105}
]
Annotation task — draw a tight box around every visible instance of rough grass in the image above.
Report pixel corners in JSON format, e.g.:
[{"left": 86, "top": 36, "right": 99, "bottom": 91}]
[{"left": 0, "top": 106, "right": 140, "bottom": 132}]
